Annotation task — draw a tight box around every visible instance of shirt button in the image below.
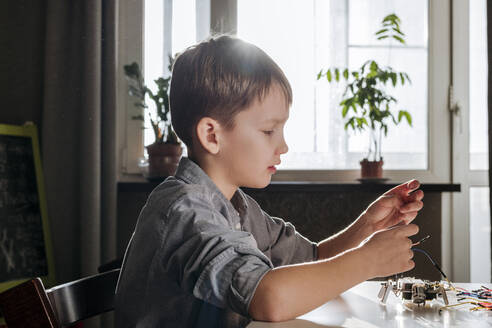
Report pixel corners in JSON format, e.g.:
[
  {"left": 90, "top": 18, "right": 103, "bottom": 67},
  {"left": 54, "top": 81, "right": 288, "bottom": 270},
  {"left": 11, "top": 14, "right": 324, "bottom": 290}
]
[{"left": 235, "top": 222, "right": 241, "bottom": 230}]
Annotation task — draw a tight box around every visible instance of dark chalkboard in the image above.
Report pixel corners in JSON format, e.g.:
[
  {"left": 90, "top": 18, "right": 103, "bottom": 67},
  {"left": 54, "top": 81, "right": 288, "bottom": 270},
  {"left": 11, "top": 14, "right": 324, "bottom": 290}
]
[{"left": 0, "top": 124, "right": 55, "bottom": 291}]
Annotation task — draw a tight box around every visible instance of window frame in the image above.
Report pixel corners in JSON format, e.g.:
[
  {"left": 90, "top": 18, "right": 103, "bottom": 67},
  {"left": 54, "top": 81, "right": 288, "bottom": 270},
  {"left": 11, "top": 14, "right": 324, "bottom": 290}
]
[
  {"left": 450, "top": 0, "right": 489, "bottom": 283},
  {"left": 117, "top": 0, "right": 145, "bottom": 180}
]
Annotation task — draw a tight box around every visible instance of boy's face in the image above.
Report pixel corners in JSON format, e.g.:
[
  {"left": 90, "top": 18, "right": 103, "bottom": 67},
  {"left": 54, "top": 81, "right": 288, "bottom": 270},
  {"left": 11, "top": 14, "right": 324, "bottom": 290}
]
[{"left": 218, "top": 84, "right": 289, "bottom": 189}]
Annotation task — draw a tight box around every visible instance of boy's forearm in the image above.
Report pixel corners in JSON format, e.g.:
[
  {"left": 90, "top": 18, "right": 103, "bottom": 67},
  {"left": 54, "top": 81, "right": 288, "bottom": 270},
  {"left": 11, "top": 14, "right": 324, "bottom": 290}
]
[
  {"left": 317, "top": 213, "right": 374, "bottom": 259},
  {"left": 249, "top": 247, "right": 372, "bottom": 322}
]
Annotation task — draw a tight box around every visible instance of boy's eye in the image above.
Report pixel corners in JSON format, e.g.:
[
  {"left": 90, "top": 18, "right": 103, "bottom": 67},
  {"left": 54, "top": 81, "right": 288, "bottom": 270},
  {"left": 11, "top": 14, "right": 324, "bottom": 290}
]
[{"left": 262, "top": 130, "right": 274, "bottom": 136}]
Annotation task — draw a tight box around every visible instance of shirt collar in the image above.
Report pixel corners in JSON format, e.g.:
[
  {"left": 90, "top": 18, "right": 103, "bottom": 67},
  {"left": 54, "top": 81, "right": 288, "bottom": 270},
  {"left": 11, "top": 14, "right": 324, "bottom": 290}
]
[{"left": 175, "top": 157, "right": 249, "bottom": 214}]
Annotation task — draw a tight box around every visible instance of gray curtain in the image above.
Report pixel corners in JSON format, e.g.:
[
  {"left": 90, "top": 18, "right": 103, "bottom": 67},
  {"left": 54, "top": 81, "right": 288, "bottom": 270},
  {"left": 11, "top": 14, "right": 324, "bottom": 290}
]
[
  {"left": 42, "top": 0, "right": 118, "bottom": 286},
  {"left": 2, "top": 0, "right": 118, "bottom": 326}
]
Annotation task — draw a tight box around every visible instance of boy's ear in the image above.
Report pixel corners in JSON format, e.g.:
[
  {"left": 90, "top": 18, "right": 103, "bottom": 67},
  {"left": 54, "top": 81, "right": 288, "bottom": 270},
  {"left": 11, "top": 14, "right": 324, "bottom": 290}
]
[{"left": 195, "top": 117, "right": 222, "bottom": 155}]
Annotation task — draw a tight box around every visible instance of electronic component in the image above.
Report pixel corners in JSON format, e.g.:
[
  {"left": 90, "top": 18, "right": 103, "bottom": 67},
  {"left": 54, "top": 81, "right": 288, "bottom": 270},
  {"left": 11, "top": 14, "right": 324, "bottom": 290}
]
[{"left": 378, "top": 277, "right": 449, "bottom": 306}]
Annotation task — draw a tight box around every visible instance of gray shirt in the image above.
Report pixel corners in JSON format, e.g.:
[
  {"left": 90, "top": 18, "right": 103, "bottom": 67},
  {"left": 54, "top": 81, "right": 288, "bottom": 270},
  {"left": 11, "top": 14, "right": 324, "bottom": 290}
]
[{"left": 115, "top": 157, "right": 317, "bottom": 328}]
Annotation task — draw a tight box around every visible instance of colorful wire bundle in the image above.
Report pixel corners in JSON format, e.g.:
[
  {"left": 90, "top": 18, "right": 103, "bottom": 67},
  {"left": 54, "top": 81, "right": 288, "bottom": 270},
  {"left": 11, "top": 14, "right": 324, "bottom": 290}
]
[
  {"left": 440, "top": 286, "right": 492, "bottom": 312},
  {"left": 457, "top": 287, "right": 492, "bottom": 301}
]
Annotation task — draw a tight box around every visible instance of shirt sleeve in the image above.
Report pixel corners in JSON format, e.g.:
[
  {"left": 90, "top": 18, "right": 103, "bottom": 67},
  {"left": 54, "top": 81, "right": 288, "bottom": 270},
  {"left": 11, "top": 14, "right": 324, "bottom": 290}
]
[
  {"left": 157, "top": 194, "right": 273, "bottom": 317},
  {"left": 262, "top": 210, "right": 318, "bottom": 266}
]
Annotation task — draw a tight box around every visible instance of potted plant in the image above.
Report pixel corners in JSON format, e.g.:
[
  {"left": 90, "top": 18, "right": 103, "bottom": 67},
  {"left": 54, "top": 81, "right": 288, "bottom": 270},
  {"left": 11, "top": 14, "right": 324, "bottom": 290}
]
[
  {"left": 317, "top": 14, "right": 413, "bottom": 180},
  {"left": 124, "top": 56, "right": 182, "bottom": 179}
]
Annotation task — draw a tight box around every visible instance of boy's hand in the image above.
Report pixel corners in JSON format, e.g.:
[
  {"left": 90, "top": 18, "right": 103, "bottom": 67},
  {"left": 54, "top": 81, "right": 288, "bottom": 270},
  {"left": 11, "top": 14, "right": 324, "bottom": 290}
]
[
  {"left": 362, "top": 179, "right": 424, "bottom": 233},
  {"left": 360, "top": 223, "right": 419, "bottom": 278}
]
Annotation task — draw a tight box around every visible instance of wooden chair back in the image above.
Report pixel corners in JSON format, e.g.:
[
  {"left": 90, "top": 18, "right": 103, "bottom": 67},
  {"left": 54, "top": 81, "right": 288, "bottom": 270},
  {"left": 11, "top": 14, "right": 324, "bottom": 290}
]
[{"left": 0, "top": 269, "right": 120, "bottom": 328}]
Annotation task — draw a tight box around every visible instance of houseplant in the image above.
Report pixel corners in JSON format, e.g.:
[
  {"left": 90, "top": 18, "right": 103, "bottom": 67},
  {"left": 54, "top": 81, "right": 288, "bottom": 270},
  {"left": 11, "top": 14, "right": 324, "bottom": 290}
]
[
  {"left": 317, "top": 14, "right": 413, "bottom": 179},
  {"left": 124, "top": 57, "right": 182, "bottom": 178}
]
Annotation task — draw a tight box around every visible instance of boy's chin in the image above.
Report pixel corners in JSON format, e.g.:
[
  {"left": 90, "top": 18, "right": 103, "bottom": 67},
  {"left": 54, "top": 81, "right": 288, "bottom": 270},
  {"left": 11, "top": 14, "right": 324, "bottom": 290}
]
[{"left": 242, "top": 177, "right": 271, "bottom": 189}]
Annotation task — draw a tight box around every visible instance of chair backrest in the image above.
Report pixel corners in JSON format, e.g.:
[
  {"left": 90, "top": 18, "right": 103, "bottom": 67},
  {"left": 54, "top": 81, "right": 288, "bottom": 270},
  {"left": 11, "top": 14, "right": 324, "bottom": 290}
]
[
  {"left": 46, "top": 269, "right": 120, "bottom": 326},
  {"left": 0, "top": 269, "right": 120, "bottom": 328},
  {"left": 0, "top": 278, "right": 59, "bottom": 328}
]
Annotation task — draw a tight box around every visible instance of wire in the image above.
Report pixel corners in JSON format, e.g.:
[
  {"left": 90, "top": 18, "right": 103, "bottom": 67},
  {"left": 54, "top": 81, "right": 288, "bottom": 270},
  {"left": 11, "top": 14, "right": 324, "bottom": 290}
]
[
  {"left": 412, "top": 235, "right": 431, "bottom": 246},
  {"left": 439, "top": 301, "right": 477, "bottom": 313},
  {"left": 457, "top": 296, "right": 491, "bottom": 304},
  {"left": 412, "top": 247, "right": 447, "bottom": 278},
  {"left": 457, "top": 287, "right": 492, "bottom": 300},
  {"left": 412, "top": 247, "right": 455, "bottom": 290}
]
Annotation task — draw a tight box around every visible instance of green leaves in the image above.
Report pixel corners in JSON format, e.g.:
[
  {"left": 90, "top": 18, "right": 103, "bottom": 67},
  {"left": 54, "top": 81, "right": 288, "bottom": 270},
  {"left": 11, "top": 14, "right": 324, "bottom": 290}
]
[
  {"left": 370, "top": 61, "right": 378, "bottom": 72},
  {"left": 377, "top": 13, "right": 406, "bottom": 44},
  {"left": 382, "top": 13, "right": 402, "bottom": 30},
  {"left": 326, "top": 69, "right": 332, "bottom": 82},
  {"left": 315, "top": 15, "right": 413, "bottom": 141},
  {"left": 375, "top": 28, "right": 388, "bottom": 36},
  {"left": 124, "top": 55, "right": 180, "bottom": 144},
  {"left": 315, "top": 13, "right": 413, "bottom": 161},
  {"left": 343, "top": 68, "right": 349, "bottom": 79},
  {"left": 344, "top": 116, "right": 368, "bottom": 132},
  {"left": 390, "top": 72, "right": 397, "bottom": 87},
  {"left": 318, "top": 68, "right": 352, "bottom": 83},
  {"left": 317, "top": 67, "right": 353, "bottom": 83},
  {"left": 123, "top": 62, "right": 142, "bottom": 80},
  {"left": 340, "top": 97, "right": 357, "bottom": 118},
  {"left": 398, "top": 110, "right": 412, "bottom": 126},
  {"left": 392, "top": 35, "right": 405, "bottom": 44}
]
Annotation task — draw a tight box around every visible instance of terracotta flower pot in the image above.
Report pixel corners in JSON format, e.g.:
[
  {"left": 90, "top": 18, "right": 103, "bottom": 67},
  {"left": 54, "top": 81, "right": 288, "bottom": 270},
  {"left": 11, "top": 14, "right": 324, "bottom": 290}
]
[
  {"left": 146, "top": 142, "right": 182, "bottom": 178},
  {"left": 360, "top": 159, "right": 384, "bottom": 179}
]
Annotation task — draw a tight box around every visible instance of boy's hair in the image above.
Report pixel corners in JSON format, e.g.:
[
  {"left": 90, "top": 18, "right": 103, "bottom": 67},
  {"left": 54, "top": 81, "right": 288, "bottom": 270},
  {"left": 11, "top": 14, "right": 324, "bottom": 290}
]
[{"left": 170, "top": 35, "right": 292, "bottom": 149}]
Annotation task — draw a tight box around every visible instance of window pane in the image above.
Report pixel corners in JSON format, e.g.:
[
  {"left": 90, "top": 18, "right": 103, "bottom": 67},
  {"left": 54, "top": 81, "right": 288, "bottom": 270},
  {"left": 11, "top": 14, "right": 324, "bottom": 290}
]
[
  {"left": 349, "top": 0, "right": 427, "bottom": 47},
  {"left": 172, "top": 0, "right": 196, "bottom": 54},
  {"left": 144, "top": 0, "right": 197, "bottom": 147},
  {"left": 469, "top": 0, "right": 488, "bottom": 170},
  {"left": 348, "top": 47, "right": 427, "bottom": 169},
  {"left": 238, "top": 0, "right": 316, "bottom": 158},
  {"left": 238, "top": 0, "right": 428, "bottom": 169},
  {"left": 470, "top": 187, "right": 491, "bottom": 283},
  {"left": 144, "top": 0, "right": 164, "bottom": 147}
]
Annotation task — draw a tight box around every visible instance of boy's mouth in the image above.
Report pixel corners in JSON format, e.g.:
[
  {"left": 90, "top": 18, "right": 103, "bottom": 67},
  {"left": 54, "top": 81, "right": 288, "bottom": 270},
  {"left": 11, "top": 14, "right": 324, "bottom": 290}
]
[{"left": 267, "top": 166, "right": 277, "bottom": 173}]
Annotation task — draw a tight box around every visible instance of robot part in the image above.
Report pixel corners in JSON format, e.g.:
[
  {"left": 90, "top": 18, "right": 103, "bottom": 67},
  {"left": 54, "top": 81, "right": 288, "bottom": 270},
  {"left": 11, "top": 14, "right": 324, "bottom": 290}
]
[{"left": 378, "top": 278, "right": 449, "bottom": 306}]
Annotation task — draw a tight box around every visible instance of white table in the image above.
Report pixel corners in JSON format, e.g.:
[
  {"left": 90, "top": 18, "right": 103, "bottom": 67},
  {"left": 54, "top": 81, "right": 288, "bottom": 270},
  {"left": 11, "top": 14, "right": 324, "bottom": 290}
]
[{"left": 247, "top": 281, "right": 492, "bottom": 328}]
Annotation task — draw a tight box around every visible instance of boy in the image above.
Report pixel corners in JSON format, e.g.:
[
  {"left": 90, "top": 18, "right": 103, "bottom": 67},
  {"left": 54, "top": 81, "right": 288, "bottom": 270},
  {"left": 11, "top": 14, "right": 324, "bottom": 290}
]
[{"left": 115, "top": 35, "right": 424, "bottom": 328}]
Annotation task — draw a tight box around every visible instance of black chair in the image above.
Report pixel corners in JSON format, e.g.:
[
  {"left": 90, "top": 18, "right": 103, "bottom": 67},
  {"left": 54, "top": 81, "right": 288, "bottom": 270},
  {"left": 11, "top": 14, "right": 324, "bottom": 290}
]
[{"left": 0, "top": 269, "right": 120, "bottom": 328}]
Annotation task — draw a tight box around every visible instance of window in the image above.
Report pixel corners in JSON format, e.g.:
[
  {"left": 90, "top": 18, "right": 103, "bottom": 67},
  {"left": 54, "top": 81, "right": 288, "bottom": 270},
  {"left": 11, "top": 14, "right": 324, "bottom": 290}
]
[
  {"left": 451, "top": 0, "right": 489, "bottom": 283},
  {"left": 143, "top": 0, "right": 201, "bottom": 148},
  {"left": 237, "top": 0, "right": 428, "bottom": 170},
  {"left": 470, "top": 187, "right": 490, "bottom": 282},
  {"left": 118, "top": 0, "right": 210, "bottom": 174},
  {"left": 120, "top": 0, "right": 486, "bottom": 283},
  {"left": 465, "top": 0, "right": 489, "bottom": 283},
  {"left": 469, "top": 0, "right": 488, "bottom": 171},
  {"left": 119, "top": 0, "right": 450, "bottom": 184}
]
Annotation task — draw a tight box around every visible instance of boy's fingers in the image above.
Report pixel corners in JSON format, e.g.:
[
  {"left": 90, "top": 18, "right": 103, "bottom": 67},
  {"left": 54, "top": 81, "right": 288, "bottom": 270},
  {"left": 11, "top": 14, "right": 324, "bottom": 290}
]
[
  {"left": 400, "top": 201, "right": 423, "bottom": 213},
  {"left": 396, "top": 223, "right": 419, "bottom": 237},
  {"left": 408, "top": 189, "right": 424, "bottom": 202},
  {"left": 380, "top": 195, "right": 403, "bottom": 208},
  {"left": 384, "top": 179, "right": 420, "bottom": 197},
  {"left": 400, "top": 211, "right": 418, "bottom": 224}
]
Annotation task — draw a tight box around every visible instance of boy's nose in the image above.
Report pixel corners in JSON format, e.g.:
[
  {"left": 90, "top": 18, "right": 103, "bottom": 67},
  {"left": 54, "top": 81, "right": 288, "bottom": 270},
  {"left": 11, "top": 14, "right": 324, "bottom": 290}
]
[{"left": 277, "top": 137, "right": 289, "bottom": 155}]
